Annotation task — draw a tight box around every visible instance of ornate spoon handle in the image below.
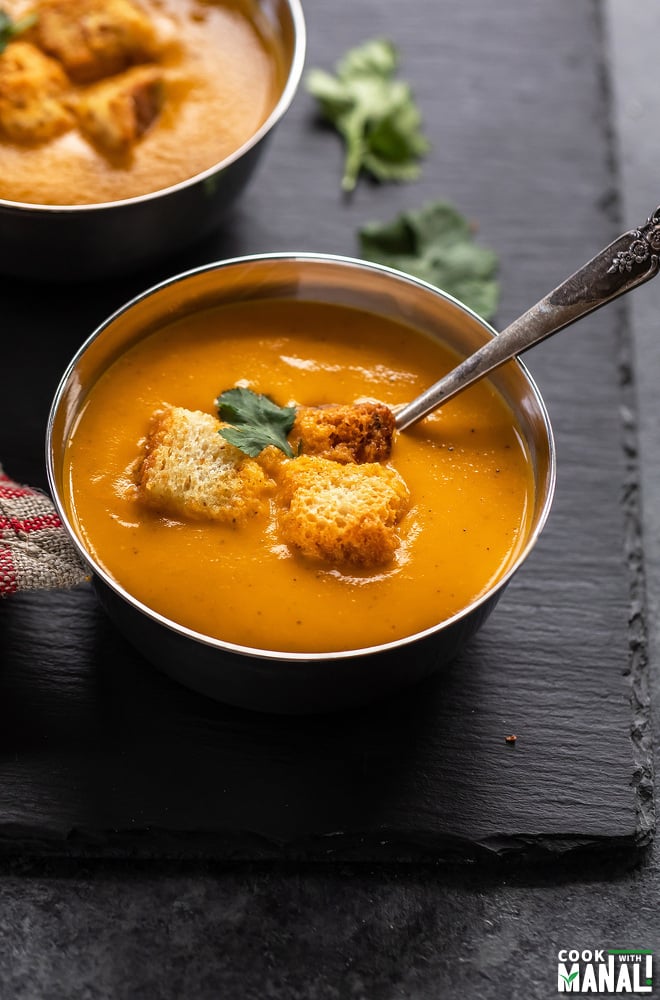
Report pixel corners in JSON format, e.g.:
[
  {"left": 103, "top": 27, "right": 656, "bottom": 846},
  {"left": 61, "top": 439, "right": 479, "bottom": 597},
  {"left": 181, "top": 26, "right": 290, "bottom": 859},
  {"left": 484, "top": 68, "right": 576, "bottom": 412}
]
[{"left": 395, "top": 206, "right": 660, "bottom": 431}]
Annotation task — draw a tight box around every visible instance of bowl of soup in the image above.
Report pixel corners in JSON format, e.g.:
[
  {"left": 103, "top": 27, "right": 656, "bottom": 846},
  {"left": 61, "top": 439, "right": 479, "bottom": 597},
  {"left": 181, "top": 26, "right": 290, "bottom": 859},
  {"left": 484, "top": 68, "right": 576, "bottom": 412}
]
[
  {"left": 46, "top": 253, "right": 556, "bottom": 712},
  {"left": 0, "top": 0, "right": 305, "bottom": 280}
]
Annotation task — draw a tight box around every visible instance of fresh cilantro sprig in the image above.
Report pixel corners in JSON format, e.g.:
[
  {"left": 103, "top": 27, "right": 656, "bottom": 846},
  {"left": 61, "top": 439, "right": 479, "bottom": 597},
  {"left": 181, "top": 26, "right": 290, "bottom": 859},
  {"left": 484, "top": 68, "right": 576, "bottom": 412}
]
[
  {"left": 217, "top": 387, "right": 296, "bottom": 459},
  {"left": 0, "top": 9, "right": 37, "bottom": 54},
  {"left": 306, "top": 38, "right": 430, "bottom": 193},
  {"left": 359, "top": 200, "right": 500, "bottom": 321}
]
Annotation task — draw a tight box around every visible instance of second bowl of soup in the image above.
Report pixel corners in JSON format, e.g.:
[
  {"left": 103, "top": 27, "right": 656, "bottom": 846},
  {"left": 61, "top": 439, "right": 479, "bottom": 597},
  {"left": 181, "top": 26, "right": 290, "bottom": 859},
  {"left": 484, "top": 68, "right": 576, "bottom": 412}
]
[{"left": 0, "top": 0, "right": 305, "bottom": 279}]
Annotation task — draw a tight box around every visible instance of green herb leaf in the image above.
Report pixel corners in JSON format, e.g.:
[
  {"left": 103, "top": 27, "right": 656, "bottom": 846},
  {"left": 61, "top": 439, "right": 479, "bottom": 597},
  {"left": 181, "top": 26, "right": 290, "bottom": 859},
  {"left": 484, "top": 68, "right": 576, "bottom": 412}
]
[
  {"left": 306, "top": 38, "right": 429, "bottom": 193},
  {"left": 359, "top": 200, "right": 500, "bottom": 321},
  {"left": 216, "top": 387, "right": 296, "bottom": 459},
  {"left": 0, "top": 9, "right": 37, "bottom": 55}
]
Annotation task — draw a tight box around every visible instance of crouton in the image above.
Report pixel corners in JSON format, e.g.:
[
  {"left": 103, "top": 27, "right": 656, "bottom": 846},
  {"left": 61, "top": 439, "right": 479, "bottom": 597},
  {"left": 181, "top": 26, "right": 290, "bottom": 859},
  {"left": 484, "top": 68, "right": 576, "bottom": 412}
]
[
  {"left": 72, "top": 64, "right": 163, "bottom": 153},
  {"left": 277, "top": 455, "right": 409, "bottom": 567},
  {"left": 137, "top": 406, "right": 273, "bottom": 523},
  {"left": 291, "top": 402, "right": 395, "bottom": 464},
  {"left": 34, "top": 0, "right": 159, "bottom": 83},
  {"left": 0, "top": 40, "right": 73, "bottom": 142}
]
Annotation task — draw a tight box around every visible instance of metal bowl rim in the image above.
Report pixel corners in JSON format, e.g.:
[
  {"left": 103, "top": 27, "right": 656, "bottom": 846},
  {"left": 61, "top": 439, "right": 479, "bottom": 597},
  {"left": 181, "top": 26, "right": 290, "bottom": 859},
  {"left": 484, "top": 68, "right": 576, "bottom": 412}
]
[
  {"left": 0, "top": 0, "right": 306, "bottom": 215},
  {"left": 46, "top": 250, "right": 558, "bottom": 664}
]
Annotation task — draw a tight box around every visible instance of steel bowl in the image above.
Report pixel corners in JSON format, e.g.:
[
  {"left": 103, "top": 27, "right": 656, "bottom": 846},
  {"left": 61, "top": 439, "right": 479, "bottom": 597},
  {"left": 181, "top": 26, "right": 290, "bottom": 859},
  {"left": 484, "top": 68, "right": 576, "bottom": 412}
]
[
  {"left": 0, "top": 0, "right": 305, "bottom": 282},
  {"left": 47, "top": 254, "right": 556, "bottom": 713}
]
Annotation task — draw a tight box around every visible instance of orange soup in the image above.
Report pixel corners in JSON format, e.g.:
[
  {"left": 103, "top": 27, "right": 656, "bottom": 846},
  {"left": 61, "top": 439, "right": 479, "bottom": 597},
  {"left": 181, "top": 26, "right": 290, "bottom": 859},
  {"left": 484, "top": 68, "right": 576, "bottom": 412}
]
[
  {"left": 0, "top": 0, "right": 285, "bottom": 204},
  {"left": 62, "top": 299, "right": 535, "bottom": 653}
]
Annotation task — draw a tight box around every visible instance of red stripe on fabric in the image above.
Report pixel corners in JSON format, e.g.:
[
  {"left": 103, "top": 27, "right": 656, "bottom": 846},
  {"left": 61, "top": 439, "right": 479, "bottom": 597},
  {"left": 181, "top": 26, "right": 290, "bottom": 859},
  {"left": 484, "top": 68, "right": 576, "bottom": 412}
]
[
  {"left": 0, "top": 546, "right": 18, "bottom": 595},
  {"left": 0, "top": 513, "right": 63, "bottom": 535},
  {"left": 0, "top": 484, "right": 35, "bottom": 500}
]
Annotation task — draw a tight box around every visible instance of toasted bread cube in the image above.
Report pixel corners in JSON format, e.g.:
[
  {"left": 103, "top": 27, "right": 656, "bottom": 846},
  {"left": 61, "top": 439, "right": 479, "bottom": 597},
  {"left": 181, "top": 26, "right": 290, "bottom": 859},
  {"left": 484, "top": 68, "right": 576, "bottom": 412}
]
[
  {"left": 137, "top": 406, "right": 273, "bottom": 523},
  {"left": 72, "top": 64, "right": 163, "bottom": 152},
  {"left": 291, "top": 402, "right": 395, "bottom": 464},
  {"left": 0, "top": 40, "right": 73, "bottom": 142},
  {"left": 277, "top": 455, "right": 409, "bottom": 566},
  {"left": 35, "top": 0, "right": 158, "bottom": 83}
]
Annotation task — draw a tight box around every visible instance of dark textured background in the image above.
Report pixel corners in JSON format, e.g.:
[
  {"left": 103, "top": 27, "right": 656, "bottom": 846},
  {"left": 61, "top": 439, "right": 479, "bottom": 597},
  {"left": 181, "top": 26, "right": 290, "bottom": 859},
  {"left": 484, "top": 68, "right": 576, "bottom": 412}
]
[{"left": 0, "top": 0, "right": 658, "bottom": 996}]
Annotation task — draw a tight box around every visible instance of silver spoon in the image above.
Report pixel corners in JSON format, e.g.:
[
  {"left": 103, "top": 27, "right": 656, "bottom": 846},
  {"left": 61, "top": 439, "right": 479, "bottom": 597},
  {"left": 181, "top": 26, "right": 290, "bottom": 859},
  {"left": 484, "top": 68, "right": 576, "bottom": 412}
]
[{"left": 395, "top": 205, "right": 660, "bottom": 431}]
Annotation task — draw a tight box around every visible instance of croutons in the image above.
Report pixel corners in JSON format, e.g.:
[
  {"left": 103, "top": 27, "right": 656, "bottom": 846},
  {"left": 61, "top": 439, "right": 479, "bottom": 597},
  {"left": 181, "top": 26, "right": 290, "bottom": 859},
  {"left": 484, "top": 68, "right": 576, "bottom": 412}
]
[
  {"left": 276, "top": 455, "right": 409, "bottom": 567},
  {"left": 34, "top": 0, "right": 159, "bottom": 83},
  {"left": 291, "top": 402, "right": 395, "bottom": 464},
  {"left": 72, "top": 64, "right": 163, "bottom": 153},
  {"left": 136, "top": 402, "right": 409, "bottom": 566},
  {"left": 137, "top": 406, "right": 273, "bottom": 523},
  {"left": 0, "top": 40, "right": 73, "bottom": 142}
]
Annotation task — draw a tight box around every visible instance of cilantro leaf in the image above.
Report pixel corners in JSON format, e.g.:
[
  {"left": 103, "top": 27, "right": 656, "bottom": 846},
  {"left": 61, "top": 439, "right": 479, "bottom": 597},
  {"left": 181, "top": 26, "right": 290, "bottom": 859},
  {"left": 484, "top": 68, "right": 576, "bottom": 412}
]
[
  {"left": 0, "top": 9, "right": 37, "bottom": 54},
  {"left": 216, "top": 387, "right": 296, "bottom": 459},
  {"left": 306, "top": 38, "right": 429, "bottom": 193},
  {"left": 359, "top": 200, "right": 500, "bottom": 321}
]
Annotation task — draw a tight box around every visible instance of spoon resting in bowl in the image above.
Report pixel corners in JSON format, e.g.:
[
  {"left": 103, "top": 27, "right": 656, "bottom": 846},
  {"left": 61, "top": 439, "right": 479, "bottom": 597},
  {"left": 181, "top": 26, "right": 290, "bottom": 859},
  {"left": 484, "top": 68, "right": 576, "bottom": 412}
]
[
  {"left": 216, "top": 209, "right": 660, "bottom": 466},
  {"left": 395, "top": 205, "right": 660, "bottom": 431}
]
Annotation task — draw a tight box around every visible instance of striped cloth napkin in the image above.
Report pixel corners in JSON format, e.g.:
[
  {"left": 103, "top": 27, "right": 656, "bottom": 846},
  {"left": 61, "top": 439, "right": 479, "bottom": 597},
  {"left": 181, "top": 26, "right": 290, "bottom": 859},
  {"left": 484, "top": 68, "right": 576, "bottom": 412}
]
[{"left": 0, "top": 465, "right": 87, "bottom": 595}]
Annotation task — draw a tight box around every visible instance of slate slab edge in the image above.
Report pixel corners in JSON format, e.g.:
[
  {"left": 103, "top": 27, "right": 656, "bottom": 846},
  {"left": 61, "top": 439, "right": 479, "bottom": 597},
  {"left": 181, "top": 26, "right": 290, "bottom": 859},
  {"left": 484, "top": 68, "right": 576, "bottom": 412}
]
[
  {"left": 620, "top": 329, "right": 655, "bottom": 848},
  {"left": 0, "top": 824, "right": 645, "bottom": 866},
  {"left": 603, "top": 0, "right": 656, "bottom": 850}
]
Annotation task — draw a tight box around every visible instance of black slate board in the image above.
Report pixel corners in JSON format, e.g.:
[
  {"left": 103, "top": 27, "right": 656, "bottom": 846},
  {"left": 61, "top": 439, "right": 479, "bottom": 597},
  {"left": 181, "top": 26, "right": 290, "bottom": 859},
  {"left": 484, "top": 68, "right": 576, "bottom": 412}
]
[{"left": 0, "top": 0, "right": 652, "bottom": 861}]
